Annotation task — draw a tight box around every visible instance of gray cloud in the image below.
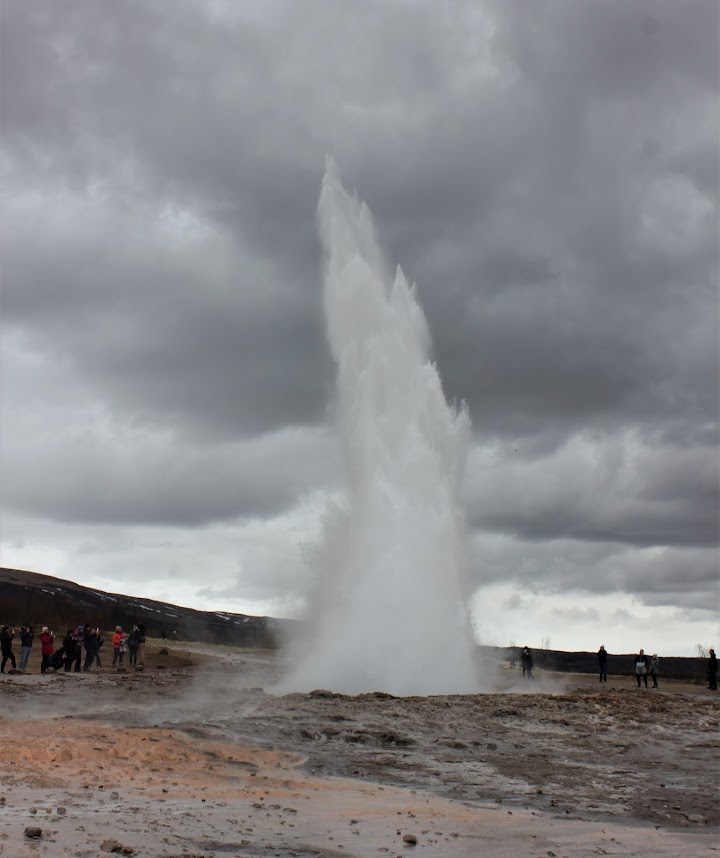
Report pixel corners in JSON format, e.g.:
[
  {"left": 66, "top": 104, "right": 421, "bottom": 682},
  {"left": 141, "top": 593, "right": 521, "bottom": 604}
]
[{"left": 1, "top": 0, "right": 717, "bottom": 647}]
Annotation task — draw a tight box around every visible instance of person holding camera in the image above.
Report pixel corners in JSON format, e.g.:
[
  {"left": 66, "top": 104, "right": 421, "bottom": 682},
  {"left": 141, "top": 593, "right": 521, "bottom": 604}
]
[
  {"left": 19, "top": 624, "right": 34, "bottom": 672},
  {"left": 40, "top": 627, "right": 54, "bottom": 674},
  {"left": 83, "top": 625, "right": 99, "bottom": 672},
  {"left": 62, "top": 629, "right": 78, "bottom": 672}
]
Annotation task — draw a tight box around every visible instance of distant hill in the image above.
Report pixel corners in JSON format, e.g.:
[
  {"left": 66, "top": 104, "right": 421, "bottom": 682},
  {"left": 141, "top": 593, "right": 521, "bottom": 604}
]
[
  {"left": 0, "top": 567, "right": 295, "bottom": 648},
  {"left": 0, "top": 567, "right": 709, "bottom": 682}
]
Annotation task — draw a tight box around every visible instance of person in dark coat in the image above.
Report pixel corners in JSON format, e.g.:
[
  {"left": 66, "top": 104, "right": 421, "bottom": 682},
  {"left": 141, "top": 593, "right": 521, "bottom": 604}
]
[
  {"left": 62, "top": 629, "right": 78, "bottom": 673},
  {"left": 708, "top": 649, "right": 718, "bottom": 690},
  {"left": 137, "top": 623, "right": 146, "bottom": 665},
  {"left": 19, "top": 624, "right": 34, "bottom": 672},
  {"left": 634, "top": 649, "right": 649, "bottom": 688},
  {"left": 0, "top": 626, "right": 16, "bottom": 673},
  {"left": 521, "top": 646, "right": 534, "bottom": 678},
  {"left": 127, "top": 625, "right": 141, "bottom": 666},
  {"left": 73, "top": 625, "right": 85, "bottom": 672},
  {"left": 597, "top": 645, "right": 608, "bottom": 683},
  {"left": 83, "top": 626, "right": 98, "bottom": 671},
  {"left": 49, "top": 648, "right": 65, "bottom": 671},
  {"left": 93, "top": 629, "right": 104, "bottom": 669}
]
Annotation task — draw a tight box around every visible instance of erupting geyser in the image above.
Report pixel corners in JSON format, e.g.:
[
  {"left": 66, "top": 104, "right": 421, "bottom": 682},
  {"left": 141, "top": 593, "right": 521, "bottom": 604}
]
[{"left": 283, "top": 160, "right": 478, "bottom": 695}]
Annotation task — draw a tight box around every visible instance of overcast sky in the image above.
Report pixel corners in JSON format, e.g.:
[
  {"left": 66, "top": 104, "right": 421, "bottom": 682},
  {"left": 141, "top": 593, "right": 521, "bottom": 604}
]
[{"left": 2, "top": 0, "right": 718, "bottom": 655}]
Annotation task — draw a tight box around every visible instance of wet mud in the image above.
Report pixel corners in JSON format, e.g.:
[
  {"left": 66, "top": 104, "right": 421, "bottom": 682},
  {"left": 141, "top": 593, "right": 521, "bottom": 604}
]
[{"left": 1, "top": 645, "right": 717, "bottom": 857}]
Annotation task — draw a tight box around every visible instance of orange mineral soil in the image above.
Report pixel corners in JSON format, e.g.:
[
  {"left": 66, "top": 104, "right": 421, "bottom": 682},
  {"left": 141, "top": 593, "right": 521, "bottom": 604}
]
[{"left": 1, "top": 647, "right": 717, "bottom": 857}]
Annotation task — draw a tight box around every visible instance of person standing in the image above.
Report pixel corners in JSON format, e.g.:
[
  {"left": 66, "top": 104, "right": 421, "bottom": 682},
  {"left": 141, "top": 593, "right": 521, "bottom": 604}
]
[
  {"left": 137, "top": 623, "right": 146, "bottom": 665},
  {"left": 19, "top": 624, "right": 34, "bottom": 672},
  {"left": 650, "top": 654, "right": 660, "bottom": 688},
  {"left": 94, "top": 629, "right": 104, "bottom": 669},
  {"left": 40, "top": 627, "right": 54, "bottom": 674},
  {"left": 127, "top": 625, "right": 140, "bottom": 667},
  {"left": 521, "top": 646, "right": 534, "bottom": 678},
  {"left": 0, "top": 626, "right": 16, "bottom": 673},
  {"left": 598, "top": 645, "right": 608, "bottom": 683},
  {"left": 112, "top": 627, "right": 125, "bottom": 666},
  {"left": 634, "top": 648, "right": 649, "bottom": 688},
  {"left": 83, "top": 626, "right": 98, "bottom": 672},
  {"left": 62, "top": 629, "right": 78, "bottom": 672},
  {"left": 708, "top": 648, "right": 718, "bottom": 690},
  {"left": 73, "top": 625, "right": 85, "bottom": 672}
]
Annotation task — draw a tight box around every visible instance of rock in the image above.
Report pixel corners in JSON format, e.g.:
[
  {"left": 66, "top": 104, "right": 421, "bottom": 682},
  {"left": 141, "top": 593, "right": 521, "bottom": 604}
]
[
  {"left": 299, "top": 728, "right": 322, "bottom": 741},
  {"left": 685, "top": 814, "right": 706, "bottom": 824},
  {"left": 8, "top": 668, "right": 24, "bottom": 674},
  {"left": 158, "top": 648, "right": 169, "bottom": 656},
  {"left": 379, "top": 731, "right": 415, "bottom": 747},
  {"left": 101, "top": 839, "right": 136, "bottom": 854},
  {"left": 24, "top": 827, "right": 43, "bottom": 839},
  {"left": 57, "top": 806, "right": 67, "bottom": 815},
  {"left": 134, "top": 664, "right": 144, "bottom": 672},
  {"left": 403, "top": 833, "right": 417, "bottom": 845},
  {"left": 308, "top": 689, "right": 335, "bottom": 698}
]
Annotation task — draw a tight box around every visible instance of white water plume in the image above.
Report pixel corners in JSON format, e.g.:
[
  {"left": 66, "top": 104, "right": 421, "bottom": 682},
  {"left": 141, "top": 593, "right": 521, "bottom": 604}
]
[{"left": 282, "top": 160, "right": 478, "bottom": 695}]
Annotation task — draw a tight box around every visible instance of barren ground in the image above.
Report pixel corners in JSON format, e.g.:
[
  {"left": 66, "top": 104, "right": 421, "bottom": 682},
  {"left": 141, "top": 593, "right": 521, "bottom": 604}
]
[{"left": 1, "top": 643, "right": 718, "bottom": 857}]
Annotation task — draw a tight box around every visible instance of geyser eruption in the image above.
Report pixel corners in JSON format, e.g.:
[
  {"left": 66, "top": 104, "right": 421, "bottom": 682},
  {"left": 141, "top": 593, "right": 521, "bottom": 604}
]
[{"left": 284, "top": 160, "right": 478, "bottom": 695}]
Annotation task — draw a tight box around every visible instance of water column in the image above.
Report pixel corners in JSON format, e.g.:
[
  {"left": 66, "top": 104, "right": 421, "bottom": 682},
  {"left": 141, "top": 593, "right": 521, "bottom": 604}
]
[{"left": 283, "top": 160, "right": 478, "bottom": 695}]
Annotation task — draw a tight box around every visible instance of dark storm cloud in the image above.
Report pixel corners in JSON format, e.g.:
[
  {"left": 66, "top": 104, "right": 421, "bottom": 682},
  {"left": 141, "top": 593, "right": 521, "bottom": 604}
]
[
  {"left": 4, "top": 422, "right": 339, "bottom": 526},
  {"left": 4, "top": 0, "right": 717, "bottom": 438},
  {"left": 1, "top": 0, "right": 717, "bottom": 616}
]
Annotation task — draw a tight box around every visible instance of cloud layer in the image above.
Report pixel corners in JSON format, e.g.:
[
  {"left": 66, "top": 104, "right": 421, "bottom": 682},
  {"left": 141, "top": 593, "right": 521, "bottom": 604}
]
[{"left": 2, "top": 0, "right": 718, "bottom": 654}]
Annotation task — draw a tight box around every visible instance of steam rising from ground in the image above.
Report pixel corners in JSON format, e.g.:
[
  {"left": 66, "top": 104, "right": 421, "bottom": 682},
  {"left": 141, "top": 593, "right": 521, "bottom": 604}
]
[{"left": 280, "top": 161, "right": 479, "bottom": 695}]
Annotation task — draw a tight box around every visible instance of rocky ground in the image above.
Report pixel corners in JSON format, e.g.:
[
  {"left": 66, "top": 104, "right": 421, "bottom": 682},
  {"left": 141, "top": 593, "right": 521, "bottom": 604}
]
[{"left": 0, "top": 643, "right": 718, "bottom": 857}]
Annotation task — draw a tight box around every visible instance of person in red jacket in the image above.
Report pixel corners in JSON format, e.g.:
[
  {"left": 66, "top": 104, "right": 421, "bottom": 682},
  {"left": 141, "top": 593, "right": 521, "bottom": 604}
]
[
  {"left": 40, "top": 627, "right": 54, "bottom": 674},
  {"left": 111, "top": 627, "right": 126, "bottom": 667}
]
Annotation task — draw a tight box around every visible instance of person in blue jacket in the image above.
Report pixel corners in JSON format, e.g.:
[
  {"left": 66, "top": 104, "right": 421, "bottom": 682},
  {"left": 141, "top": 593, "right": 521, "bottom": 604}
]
[{"left": 19, "top": 624, "right": 34, "bottom": 672}]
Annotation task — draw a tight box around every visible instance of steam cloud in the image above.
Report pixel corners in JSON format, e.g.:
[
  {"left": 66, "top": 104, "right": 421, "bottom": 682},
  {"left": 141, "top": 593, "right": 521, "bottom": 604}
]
[{"left": 281, "top": 160, "right": 479, "bottom": 695}]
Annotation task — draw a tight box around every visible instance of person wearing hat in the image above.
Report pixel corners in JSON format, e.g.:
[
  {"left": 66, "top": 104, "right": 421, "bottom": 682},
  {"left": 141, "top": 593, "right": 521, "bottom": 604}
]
[
  {"left": 111, "top": 626, "right": 126, "bottom": 667},
  {"left": 40, "top": 627, "right": 54, "bottom": 674}
]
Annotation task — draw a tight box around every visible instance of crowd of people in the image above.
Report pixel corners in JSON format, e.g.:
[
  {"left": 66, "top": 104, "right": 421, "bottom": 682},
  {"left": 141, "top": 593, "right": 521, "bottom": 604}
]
[
  {"left": 0, "top": 623, "right": 146, "bottom": 674},
  {"left": 511, "top": 643, "right": 718, "bottom": 690},
  {"left": 605, "top": 645, "right": 717, "bottom": 690}
]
